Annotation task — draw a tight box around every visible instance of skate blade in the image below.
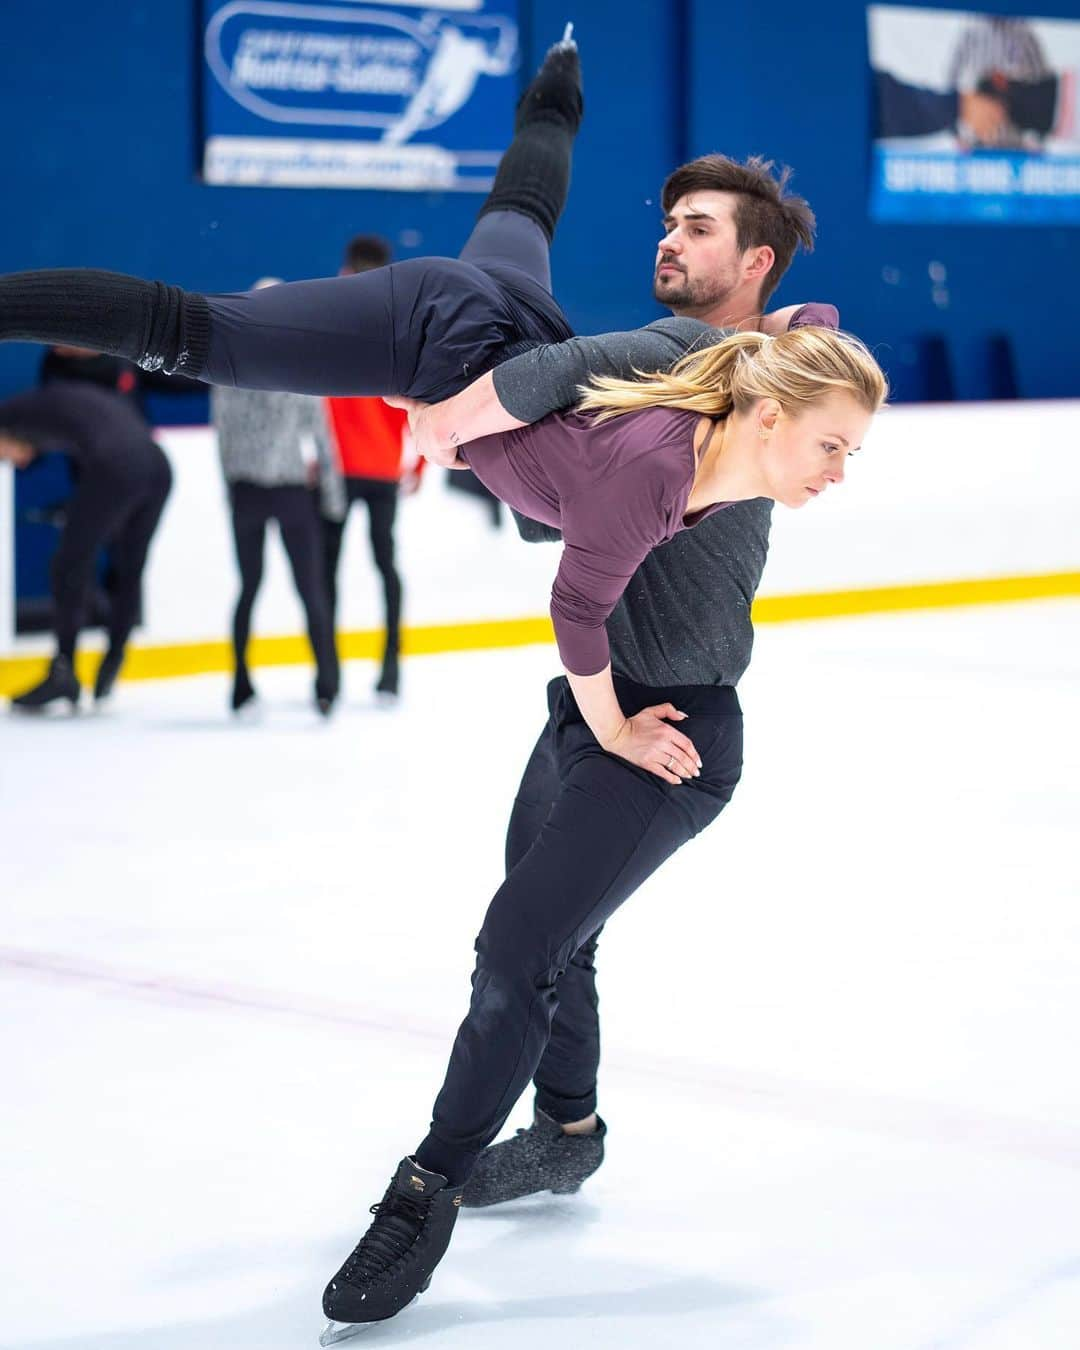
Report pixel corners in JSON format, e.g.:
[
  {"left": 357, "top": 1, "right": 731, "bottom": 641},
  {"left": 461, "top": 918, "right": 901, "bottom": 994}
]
[
  {"left": 319, "top": 1281, "right": 429, "bottom": 1345},
  {"left": 320, "top": 1321, "right": 371, "bottom": 1347}
]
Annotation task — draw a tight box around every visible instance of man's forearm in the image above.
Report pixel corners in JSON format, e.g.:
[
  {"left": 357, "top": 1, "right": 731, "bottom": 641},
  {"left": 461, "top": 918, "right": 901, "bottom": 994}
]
[
  {"left": 419, "top": 322, "right": 709, "bottom": 450},
  {"left": 418, "top": 371, "right": 525, "bottom": 455}
]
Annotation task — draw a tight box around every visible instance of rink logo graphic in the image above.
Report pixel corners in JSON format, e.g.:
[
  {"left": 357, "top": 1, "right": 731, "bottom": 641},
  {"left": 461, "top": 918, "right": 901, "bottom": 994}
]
[
  {"left": 201, "top": 0, "right": 520, "bottom": 188},
  {"left": 408, "top": 1174, "right": 427, "bottom": 1192},
  {"left": 204, "top": 2, "right": 517, "bottom": 142}
]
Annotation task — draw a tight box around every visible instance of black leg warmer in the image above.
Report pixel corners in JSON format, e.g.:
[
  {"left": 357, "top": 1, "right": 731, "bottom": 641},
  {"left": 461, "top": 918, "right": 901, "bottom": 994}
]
[
  {"left": 479, "top": 38, "right": 584, "bottom": 242},
  {"left": 0, "top": 269, "right": 210, "bottom": 377}
]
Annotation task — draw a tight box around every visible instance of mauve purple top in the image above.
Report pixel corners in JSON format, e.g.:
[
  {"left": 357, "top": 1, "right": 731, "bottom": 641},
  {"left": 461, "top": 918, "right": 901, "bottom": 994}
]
[{"left": 460, "top": 406, "right": 729, "bottom": 676}]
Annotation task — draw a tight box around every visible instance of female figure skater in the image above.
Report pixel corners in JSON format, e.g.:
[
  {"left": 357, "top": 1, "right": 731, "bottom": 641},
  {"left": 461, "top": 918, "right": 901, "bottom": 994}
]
[
  {"left": 318, "top": 328, "right": 887, "bottom": 1343},
  {"left": 397, "top": 325, "right": 887, "bottom": 781}
]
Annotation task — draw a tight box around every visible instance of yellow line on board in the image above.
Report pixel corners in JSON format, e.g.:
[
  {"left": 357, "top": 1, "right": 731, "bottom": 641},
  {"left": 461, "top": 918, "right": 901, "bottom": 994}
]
[
  {"left": 751, "top": 571, "right": 1080, "bottom": 623},
  {"left": 0, "top": 571, "right": 1076, "bottom": 696}
]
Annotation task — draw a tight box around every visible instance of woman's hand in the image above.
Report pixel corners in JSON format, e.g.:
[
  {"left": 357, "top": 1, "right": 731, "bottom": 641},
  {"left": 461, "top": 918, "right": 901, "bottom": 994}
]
[
  {"left": 602, "top": 703, "right": 702, "bottom": 785},
  {"left": 564, "top": 666, "right": 700, "bottom": 785},
  {"left": 383, "top": 395, "right": 466, "bottom": 468}
]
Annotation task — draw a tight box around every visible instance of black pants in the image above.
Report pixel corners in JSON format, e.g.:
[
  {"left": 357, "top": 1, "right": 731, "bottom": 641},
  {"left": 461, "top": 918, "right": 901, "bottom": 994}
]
[
  {"left": 229, "top": 482, "right": 339, "bottom": 699},
  {"left": 321, "top": 477, "right": 401, "bottom": 686},
  {"left": 200, "top": 212, "right": 565, "bottom": 402},
  {"left": 53, "top": 448, "right": 172, "bottom": 662},
  {"left": 415, "top": 678, "right": 744, "bottom": 1184}
]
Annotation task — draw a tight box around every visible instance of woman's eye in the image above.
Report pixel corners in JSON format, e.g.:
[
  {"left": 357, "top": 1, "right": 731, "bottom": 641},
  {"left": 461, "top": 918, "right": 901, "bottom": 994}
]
[{"left": 823, "top": 443, "right": 838, "bottom": 454}]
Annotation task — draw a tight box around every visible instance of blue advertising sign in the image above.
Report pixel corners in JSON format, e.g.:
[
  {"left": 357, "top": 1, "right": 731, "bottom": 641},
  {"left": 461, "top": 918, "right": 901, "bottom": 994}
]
[
  {"left": 869, "top": 5, "right": 1080, "bottom": 224},
  {"left": 202, "top": 1, "right": 520, "bottom": 190}
]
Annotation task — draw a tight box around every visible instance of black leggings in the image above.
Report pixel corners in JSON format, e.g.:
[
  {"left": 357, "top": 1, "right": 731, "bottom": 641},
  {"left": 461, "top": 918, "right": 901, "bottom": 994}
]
[
  {"left": 414, "top": 678, "right": 744, "bottom": 1185},
  {"left": 53, "top": 450, "right": 172, "bottom": 662},
  {"left": 199, "top": 212, "right": 563, "bottom": 401},
  {"left": 321, "top": 477, "right": 401, "bottom": 682},
  {"left": 229, "top": 482, "right": 339, "bottom": 699}
]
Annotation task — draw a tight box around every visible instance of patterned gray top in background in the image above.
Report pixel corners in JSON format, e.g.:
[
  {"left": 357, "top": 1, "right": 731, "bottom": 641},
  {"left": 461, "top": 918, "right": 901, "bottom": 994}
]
[{"left": 211, "top": 386, "right": 345, "bottom": 519}]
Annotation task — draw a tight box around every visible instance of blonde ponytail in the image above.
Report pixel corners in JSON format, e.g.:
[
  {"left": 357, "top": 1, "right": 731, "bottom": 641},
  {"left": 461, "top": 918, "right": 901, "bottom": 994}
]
[{"left": 577, "top": 326, "right": 887, "bottom": 424}]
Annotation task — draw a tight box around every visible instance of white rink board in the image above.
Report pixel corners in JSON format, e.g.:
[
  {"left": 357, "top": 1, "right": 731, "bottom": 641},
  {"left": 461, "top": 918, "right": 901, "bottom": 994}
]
[
  {"left": 1, "top": 399, "right": 1078, "bottom": 658},
  {"left": 0, "top": 463, "right": 12, "bottom": 651}
]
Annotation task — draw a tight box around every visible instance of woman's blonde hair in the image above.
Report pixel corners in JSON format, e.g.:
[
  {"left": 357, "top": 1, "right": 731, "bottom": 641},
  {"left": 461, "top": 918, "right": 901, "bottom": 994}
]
[{"left": 577, "top": 326, "right": 888, "bottom": 424}]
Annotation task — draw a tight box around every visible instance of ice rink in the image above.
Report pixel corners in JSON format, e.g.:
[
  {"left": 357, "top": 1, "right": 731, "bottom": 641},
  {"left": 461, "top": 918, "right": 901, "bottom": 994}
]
[{"left": 2, "top": 598, "right": 1079, "bottom": 1350}]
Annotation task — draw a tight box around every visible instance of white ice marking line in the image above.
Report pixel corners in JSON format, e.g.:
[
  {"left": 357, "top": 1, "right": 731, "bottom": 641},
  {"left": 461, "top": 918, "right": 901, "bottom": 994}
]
[{"left": 3, "top": 944, "right": 1079, "bottom": 1172}]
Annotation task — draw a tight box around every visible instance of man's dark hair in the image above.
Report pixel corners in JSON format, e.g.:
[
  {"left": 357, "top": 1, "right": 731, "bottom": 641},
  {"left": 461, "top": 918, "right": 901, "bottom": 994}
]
[
  {"left": 342, "top": 234, "right": 393, "bottom": 273},
  {"left": 661, "top": 155, "right": 816, "bottom": 306}
]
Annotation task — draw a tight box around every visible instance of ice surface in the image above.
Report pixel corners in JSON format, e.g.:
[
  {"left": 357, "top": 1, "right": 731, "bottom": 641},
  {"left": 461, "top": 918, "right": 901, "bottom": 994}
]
[{"left": 2, "top": 600, "right": 1078, "bottom": 1349}]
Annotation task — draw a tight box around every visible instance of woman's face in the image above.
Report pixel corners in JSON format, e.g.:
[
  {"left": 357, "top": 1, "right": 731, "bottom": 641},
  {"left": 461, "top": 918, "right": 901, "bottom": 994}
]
[
  {"left": 0, "top": 434, "right": 35, "bottom": 469},
  {"left": 758, "top": 392, "right": 874, "bottom": 509}
]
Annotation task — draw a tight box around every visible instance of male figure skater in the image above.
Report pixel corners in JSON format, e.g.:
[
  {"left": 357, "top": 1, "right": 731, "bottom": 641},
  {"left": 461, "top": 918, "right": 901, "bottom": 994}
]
[{"left": 319, "top": 87, "right": 838, "bottom": 1350}]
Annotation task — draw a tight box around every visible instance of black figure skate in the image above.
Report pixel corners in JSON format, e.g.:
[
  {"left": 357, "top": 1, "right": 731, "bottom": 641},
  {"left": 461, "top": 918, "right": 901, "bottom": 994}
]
[
  {"left": 462, "top": 1106, "right": 606, "bottom": 1208},
  {"left": 320, "top": 1158, "right": 464, "bottom": 1344}
]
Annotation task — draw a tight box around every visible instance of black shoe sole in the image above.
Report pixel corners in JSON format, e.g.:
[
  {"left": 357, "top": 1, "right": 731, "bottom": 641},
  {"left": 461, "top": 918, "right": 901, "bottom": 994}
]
[{"left": 10, "top": 696, "right": 80, "bottom": 714}]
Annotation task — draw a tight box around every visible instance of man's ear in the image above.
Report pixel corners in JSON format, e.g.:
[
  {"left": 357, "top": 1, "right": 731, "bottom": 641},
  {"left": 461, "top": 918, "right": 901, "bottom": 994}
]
[{"left": 744, "top": 245, "right": 775, "bottom": 282}]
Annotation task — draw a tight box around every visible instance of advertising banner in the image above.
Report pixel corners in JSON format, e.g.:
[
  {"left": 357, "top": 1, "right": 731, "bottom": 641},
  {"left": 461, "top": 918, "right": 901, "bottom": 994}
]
[
  {"left": 869, "top": 5, "right": 1080, "bottom": 222},
  {"left": 202, "top": 0, "right": 520, "bottom": 191}
]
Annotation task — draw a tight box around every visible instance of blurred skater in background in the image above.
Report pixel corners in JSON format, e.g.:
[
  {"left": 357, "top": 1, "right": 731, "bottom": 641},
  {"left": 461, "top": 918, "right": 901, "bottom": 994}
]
[
  {"left": 212, "top": 278, "right": 342, "bottom": 717},
  {"left": 0, "top": 380, "right": 172, "bottom": 709},
  {"left": 321, "top": 236, "right": 421, "bottom": 705}
]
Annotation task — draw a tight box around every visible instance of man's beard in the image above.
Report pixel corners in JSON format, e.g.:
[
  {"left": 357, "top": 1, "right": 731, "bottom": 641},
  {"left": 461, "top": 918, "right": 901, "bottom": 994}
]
[{"left": 653, "top": 266, "right": 734, "bottom": 313}]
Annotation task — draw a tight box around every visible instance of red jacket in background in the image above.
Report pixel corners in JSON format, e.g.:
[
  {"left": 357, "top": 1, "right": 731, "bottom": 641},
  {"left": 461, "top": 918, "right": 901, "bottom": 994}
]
[{"left": 325, "top": 397, "right": 420, "bottom": 483}]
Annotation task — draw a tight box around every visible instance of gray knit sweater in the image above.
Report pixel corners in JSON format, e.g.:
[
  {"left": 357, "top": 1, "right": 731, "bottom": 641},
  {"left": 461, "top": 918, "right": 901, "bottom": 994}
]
[{"left": 211, "top": 386, "right": 345, "bottom": 519}]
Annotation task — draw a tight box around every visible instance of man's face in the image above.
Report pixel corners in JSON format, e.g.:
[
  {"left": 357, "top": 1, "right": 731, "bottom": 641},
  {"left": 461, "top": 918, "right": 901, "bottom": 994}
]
[{"left": 654, "top": 191, "right": 758, "bottom": 314}]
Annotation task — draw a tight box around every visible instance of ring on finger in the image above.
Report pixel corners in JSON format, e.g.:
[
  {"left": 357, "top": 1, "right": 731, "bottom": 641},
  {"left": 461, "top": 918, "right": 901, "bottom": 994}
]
[{"left": 666, "top": 754, "right": 675, "bottom": 771}]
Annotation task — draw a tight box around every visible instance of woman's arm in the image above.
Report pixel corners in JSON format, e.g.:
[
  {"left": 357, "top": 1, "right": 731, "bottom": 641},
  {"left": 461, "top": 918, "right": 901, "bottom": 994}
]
[
  {"left": 552, "top": 536, "right": 703, "bottom": 784},
  {"left": 566, "top": 664, "right": 701, "bottom": 785},
  {"left": 759, "top": 302, "right": 839, "bottom": 336}
]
